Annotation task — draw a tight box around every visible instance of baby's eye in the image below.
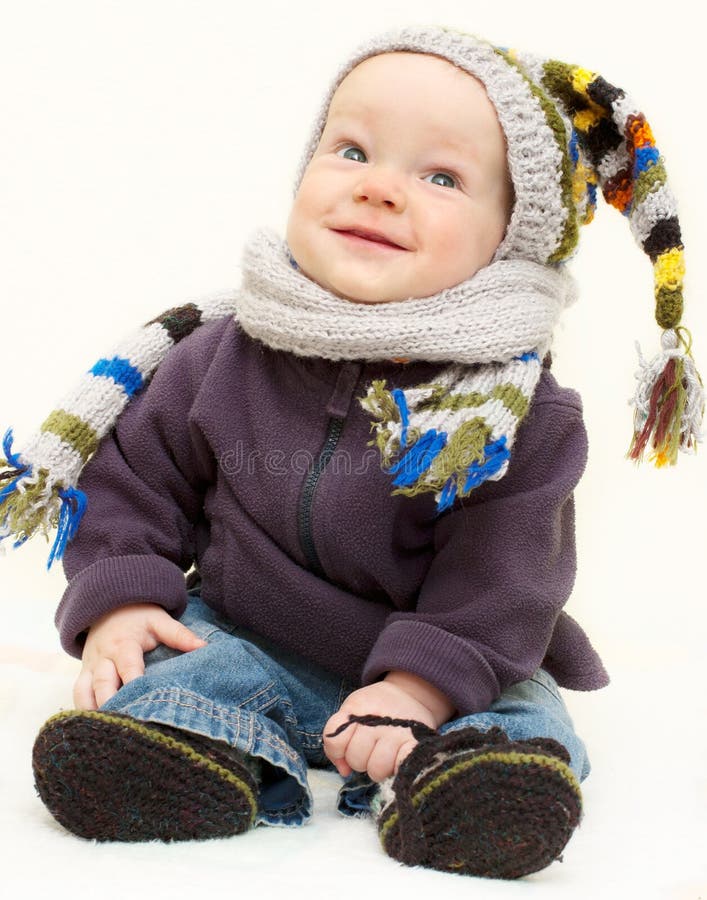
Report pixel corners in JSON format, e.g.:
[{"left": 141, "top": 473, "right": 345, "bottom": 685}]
[
  {"left": 337, "top": 144, "right": 366, "bottom": 163},
  {"left": 424, "top": 172, "right": 458, "bottom": 190}
]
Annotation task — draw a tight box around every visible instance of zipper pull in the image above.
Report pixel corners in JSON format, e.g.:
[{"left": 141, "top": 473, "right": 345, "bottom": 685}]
[{"left": 326, "top": 362, "right": 363, "bottom": 418}]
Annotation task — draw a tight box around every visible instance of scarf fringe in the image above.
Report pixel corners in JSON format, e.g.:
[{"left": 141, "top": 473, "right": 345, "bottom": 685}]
[
  {"left": 364, "top": 380, "right": 521, "bottom": 513},
  {"left": 628, "top": 328, "right": 704, "bottom": 467},
  {"left": 48, "top": 486, "right": 88, "bottom": 569},
  {"left": 0, "top": 429, "right": 85, "bottom": 569}
]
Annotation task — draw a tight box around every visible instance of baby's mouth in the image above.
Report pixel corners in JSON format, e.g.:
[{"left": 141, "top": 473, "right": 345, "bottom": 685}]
[{"left": 333, "top": 229, "right": 409, "bottom": 251}]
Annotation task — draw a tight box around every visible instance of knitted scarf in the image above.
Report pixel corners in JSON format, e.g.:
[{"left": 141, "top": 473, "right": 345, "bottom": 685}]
[{"left": 0, "top": 226, "right": 577, "bottom": 568}]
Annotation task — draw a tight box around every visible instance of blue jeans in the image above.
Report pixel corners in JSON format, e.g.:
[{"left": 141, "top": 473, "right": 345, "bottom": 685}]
[{"left": 100, "top": 592, "right": 591, "bottom": 827}]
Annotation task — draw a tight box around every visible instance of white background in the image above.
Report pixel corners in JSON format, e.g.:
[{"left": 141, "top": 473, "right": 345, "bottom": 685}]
[{"left": 1, "top": 1, "right": 705, "bottom": 897}]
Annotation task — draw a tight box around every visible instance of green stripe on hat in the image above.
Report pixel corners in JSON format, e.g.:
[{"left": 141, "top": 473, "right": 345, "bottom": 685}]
[
  {"left": 634, "top": 157, "right": 667, "bottom": 207},
  {"left": 495, "top": 51, "right": 579, "bottom": 263}
]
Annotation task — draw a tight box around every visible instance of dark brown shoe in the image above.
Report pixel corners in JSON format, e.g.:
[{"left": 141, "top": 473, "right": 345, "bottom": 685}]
[
  {"left": 32, "top": 710, "right": 260, "bottom": 842},
  {"left": 330, "top": 714, "right": 582, "bottom": 880}
]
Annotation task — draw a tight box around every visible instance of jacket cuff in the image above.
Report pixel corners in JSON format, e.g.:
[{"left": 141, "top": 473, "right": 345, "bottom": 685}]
[
  {"left": 55, "top": 554, "right": 189, "bottom": 659},
  {"left": 361, "top": 620, "right": 500, "bottom": 717}
]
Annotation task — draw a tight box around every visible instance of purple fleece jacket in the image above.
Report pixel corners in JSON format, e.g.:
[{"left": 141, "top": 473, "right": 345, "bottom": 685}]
[{"left": 56, "top": 316, "right": 609, "bottom": 716}]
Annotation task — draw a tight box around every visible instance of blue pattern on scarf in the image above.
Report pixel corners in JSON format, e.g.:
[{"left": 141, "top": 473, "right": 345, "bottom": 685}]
[
  {"left": 90, "top": 357, "right": 144, "bottom": 397},
  {"left": 388, "top": 429, "right": 448, "bottom": 488},
  {"left": 462, "top": 436, "right": 510, "bottom": 491},
  {"left": 0, "top": 429, "right": 30, "bottom": 503}
]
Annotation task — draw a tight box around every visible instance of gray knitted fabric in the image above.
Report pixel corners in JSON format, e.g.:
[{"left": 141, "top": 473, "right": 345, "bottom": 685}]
[{"left": 238, "top": 228, "right": 577, "bottom": 363}]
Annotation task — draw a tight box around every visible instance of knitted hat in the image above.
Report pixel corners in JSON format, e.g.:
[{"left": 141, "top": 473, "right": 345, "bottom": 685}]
[{"left": 293, "top": 24, "right": 703, "bottom": 466}]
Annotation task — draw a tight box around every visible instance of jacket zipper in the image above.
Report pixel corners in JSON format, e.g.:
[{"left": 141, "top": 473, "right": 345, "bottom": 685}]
[{"left": 298, "top": 416, "right": 344, "bottom": 576}]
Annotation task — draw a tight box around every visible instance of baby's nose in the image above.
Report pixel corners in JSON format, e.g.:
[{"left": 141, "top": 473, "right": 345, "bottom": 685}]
[{"left": 353, "top": 169, "right": 406, "bottom": 210}]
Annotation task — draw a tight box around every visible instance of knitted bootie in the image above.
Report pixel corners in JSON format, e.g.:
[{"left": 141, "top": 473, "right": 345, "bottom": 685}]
[
  {"left": 330, "top": 714, "right": 582, "bottom": 880},
  {"left": 32, "top": 709, "right": 261, "bottom": 842}
]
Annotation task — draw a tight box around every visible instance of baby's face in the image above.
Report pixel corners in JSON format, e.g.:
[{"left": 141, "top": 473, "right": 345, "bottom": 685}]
[{"left": 286, "top": 51, "right": 513, "bottom": 305}]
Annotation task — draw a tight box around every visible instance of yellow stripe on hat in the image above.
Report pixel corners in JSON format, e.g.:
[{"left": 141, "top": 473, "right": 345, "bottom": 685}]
[
  {"left": 571, "top": 67, "right": 598, "bottom": 97},
  {"left": 654, "top": 247, "right": 685, "bottom": 292},
  {"left": 571, "top": 67, "right": 604, "bottom": 131},
  {"left": 574, "top": 107, "right": 603, "bottom": 131},
  {"left": 573, "top": 157, "right": 596, "bottom": 222}
]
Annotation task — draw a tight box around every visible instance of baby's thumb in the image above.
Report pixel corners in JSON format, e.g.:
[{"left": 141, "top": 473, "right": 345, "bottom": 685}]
[{"left": 153, "top": 615, "right": 208, "bottom": 652}]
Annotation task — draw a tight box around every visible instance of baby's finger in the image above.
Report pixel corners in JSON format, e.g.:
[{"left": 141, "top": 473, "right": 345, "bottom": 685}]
[
  {"left": 366, "top": 728, "right": 417, "bottom": 781},
  {"left": 322, "top": 712, "right": 356, "bottom": 763},
  {"left": 92, "top": 657, "right": 121, "bottom": 708},
  {"left": 114, "top": 642, "right": 146, "bottom": 687},
  {"left": 394, "top": 738, "right": 418, "bottom": 774},
  {"left": 73, "top": 668, "right": 97, "bottom": 711},
  {"left": 340, "top": 725, "right": 377, "bottom": 774},
  {"left": 330, "top": 757, "right": 353, "bottom": 778},
  {"left": 150, "top": 614, "right": 207, "bottom": 653}
]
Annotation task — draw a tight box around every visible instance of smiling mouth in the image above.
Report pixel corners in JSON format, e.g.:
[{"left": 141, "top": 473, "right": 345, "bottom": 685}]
[{"left": 332, "top": 229, "right": 409, "bottom": 251}]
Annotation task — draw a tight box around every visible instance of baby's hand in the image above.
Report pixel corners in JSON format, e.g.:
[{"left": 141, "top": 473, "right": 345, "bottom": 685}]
[
  {"left": 73, "top": 602, "right": 207, "bottom": 710},
  {"left": 322, "top": 681, "right": 436, "bottom": 783}
]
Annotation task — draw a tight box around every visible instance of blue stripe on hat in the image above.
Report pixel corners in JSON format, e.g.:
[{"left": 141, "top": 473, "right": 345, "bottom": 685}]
[
  {"left": 89, "top": 357, "right": 144, "bottom": 397},
  {"left": 569, "top": 129, "right": 579, "bottom": 165},
  {"left": 634, "top": 145, "right": 660, "bottom": 175}
]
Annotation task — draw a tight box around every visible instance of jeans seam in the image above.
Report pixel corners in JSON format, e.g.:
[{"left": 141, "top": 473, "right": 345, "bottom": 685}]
[
  {"left": 291, "top": 677, "right": 352, "bottom": 759},
  {"left": 274, "top": 694, "right": 298, "bottom": 728},
  {"left": 297, "top": 728, "right": 325, "bottom": 739},
  {"left": 123, "top": 693, "right": 302, "bottom": 765},
  {"left": 199, "top": 678, "right": 279, "bottom": 713},
  {"left": 251, "top": 688, "right": 290, "bottom": 716},
  {"left": 529, "top": 676, "right": 562, "bottom": 703}
]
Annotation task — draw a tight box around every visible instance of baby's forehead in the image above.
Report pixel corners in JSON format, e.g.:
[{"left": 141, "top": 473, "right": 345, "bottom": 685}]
[
  {"left": 326, "top": 52, "right": 499, "bottom": 126},
  {"left": 323, "top": 56, "right": 506, "bottom": 164},
  {"left": 330, "top": 51, "right": 478, "bottom": 97},
  {"left": 326, "top": 98, "right": 475, "bottom": 155}
]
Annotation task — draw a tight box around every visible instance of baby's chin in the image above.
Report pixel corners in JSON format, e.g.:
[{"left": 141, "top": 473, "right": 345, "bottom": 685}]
[
  {"left": 295, "top": 264, "right": 407, "bottom": 305},
  {"left": 287, "top": 242, "right": 419, "bottom": 304},
  {"left": 331, "top": 288, "right": 413, "bottom": 306},
  {"left": 331, "top": 290, "right": 402, "bottom": 305},
  {"left": 324, "top": 269, "right": 423, "bottom": 304}
]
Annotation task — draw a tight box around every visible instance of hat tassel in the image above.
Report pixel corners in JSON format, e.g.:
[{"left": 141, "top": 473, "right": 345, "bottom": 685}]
[{"left": 628, "top": 328, "right": 704, "bottom": 466}]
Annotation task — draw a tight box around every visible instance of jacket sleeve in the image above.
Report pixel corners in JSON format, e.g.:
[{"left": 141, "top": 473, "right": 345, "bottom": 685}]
[
  {"left": 360, "top": 392, "right": 589, "bottom": 717},
  {"left": 54, "top": 321, "right": 224, "bottom": 658}
]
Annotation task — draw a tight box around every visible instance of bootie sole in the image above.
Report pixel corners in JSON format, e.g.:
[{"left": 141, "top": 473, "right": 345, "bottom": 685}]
[
  {"left": 32, "top": 710, "right": 259, "bottom": 842},
  {"left": 377, "top": 746, "right": 582, "bottom": 880}
]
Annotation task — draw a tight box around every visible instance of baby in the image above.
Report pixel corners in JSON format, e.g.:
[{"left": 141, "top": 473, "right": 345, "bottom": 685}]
[{"left": 3, "top": 23, "right": 702, "bottom": 883}]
